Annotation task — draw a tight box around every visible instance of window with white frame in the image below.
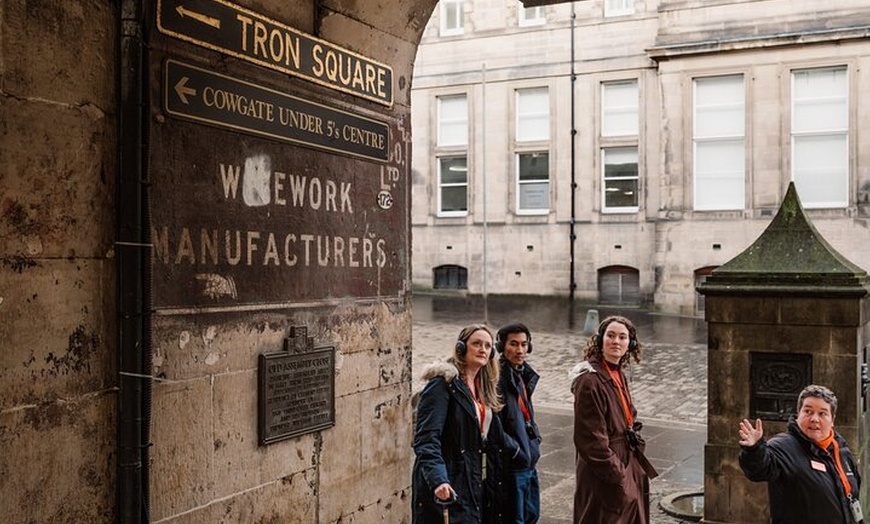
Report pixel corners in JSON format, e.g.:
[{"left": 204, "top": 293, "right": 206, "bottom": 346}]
[
  {"left": 438, "top": 156, "right": 468, "bottom": 215},
  {"left": 436, "top": 94, "right": 468, "bottom": 216},
  {"left": 605, "top": 0, "right": 635, "bottom": 17},
  {"left": 693, "top": 75, "right": 745, "bottom": 211},
  {"left": 602, "top": 80, "right": 638, "bottom": 137},
  {"left": 515, "top": 88, "right": 550, "bottom": 213},
  {"left": 438, "top": 94, "right": 468, "bottom": 147},
  {"left": 791, "top": 66, "right": 848, "bottom": 208},
  {"left": 602, "top": 148, "right": 638, "bottom": 211},
  {"left": 600, "top": 80, "right": 639, "bottom": 213},
  {"left": 440, "top": 0, "right": 464, "bottom": 36},
  {"left": 516, "top": 87, "right": 550, "bottom": 142},
  {"left": 517, "top": 152, "right": 549, "bottom": 213},
  {"left": 519, "top": 3, "right": 545, "bottom": 26}
]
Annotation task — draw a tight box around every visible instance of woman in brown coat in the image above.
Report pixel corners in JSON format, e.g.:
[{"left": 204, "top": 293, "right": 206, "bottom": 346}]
[{"left": 569, "top": 316, "right": 657, "bottom": 524}]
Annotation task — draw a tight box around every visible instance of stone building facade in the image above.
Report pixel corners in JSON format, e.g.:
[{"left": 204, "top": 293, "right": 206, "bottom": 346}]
[{"left": 411, "top": 0, "right": 870, "bottom": 316}]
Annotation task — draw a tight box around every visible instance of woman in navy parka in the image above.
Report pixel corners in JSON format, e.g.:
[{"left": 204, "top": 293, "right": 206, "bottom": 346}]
[{"left": 412, "top": 324, "right": 524, "bottom": 523}]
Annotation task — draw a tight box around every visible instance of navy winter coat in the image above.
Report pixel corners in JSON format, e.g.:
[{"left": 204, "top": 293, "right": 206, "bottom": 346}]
[
  {"left": 740, "top": 417, "right": 862, "bottom": 524},
  {"left": 412, "top": 362, "right": 521, "bottom": 524},
  {"left": 497, "top": 358, "right": 541, "bottom": 472}
]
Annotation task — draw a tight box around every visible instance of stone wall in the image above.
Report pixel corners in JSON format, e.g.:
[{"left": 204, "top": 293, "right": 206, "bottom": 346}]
[
  {"left": 0, "top": 1, "right": 117, "bottom": 521},
  {"left": 0, "top": 0, "right": 433, "bottom": 522}
]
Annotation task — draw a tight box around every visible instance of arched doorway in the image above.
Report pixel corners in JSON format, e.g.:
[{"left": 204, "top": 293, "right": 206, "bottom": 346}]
[{"left": 598, "top": 265, "right": 640, "bottom": 305}]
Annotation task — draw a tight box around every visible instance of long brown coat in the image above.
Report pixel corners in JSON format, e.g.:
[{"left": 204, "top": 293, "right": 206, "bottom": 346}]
[{"left": 570, "top": 358, "right": 654, "bottom": 524}]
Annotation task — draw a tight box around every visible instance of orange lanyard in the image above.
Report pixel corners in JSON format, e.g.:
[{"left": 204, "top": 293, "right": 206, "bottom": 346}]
[
  {"left": 818, "top": 433, "right": 852, "bottom": 498},
  {"left": 468, "top": 377, "right": 486, "bottom": 434},
  {"left": 816, "top": 429, "right": 852, "bottom": 497},
  {"left": 605, "top": 363, "right": 634, "bottom": 427},
  {"left": 517, "top": 375, "right": 531, "bottom": 423},
  {"left": 832, "top": 440, "right": 852, "bottom": 497},
  {"left": 466, "top": 376, "right": 489, "bottom": 480}
]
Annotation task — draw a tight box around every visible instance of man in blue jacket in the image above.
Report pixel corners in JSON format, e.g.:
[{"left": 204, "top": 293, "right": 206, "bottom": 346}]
[
  {"left": 496, "top": 323, "right": 541, "bottom": 524},
  {"left": 739, "top": 384, "right": 863, "bottom": 524}
]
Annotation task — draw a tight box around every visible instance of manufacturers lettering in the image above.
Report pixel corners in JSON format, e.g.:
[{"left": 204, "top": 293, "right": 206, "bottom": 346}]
[{"left": 152, "top": 226, "right": 388, "bottom": 269}]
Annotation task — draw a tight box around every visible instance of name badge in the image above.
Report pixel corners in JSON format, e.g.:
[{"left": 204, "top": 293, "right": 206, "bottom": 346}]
[
  {"left": 810, "top": 460, "right": 827, "bottom": 472},
  {"left": 851, "top": 497, "right": 864, "bottom": 522}
]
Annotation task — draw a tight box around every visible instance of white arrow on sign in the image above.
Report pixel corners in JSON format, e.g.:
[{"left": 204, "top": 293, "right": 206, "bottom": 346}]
[
  {"left": 176, "top": 4, "right": 221, "bottom": 29},
  {"left": 174, "top": 76, "right": 197, "bottom": 105}
]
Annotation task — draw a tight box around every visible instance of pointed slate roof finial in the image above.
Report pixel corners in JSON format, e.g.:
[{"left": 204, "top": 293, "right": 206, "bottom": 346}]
[{"left": 699, "top": 182, "right": 869, "bottom": 296}]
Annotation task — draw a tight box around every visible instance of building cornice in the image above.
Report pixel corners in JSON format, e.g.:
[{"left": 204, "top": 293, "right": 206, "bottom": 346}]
[{"left": 648, "top": 25, "right": 870, "bottom": 61}]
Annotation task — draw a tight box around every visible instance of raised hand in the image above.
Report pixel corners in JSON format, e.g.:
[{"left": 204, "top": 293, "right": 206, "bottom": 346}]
[{"left": 738, "top": 418, "right": 763, "bottom": 447}]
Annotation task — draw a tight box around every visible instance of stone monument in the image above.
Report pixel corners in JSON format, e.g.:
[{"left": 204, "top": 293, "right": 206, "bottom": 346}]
[{"left": 698, "top": 182, "right": 870, "bottom": 523}]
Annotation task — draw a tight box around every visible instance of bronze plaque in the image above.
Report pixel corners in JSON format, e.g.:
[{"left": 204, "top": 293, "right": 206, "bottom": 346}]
[
  {"left": 750, "top": 352, "right": 812, "bottom": 421},
  {"left": 258, "top": 328, "right": 335, "bottom": 445}
]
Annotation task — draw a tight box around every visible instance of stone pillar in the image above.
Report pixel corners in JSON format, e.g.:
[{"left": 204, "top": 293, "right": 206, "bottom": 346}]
[{"left": 698, "top": 183, "right": 870, "bottom": 523}]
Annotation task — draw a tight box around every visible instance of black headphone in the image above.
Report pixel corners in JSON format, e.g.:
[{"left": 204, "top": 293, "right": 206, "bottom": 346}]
[
  {"left": 455, "top": 327, "right": 495, "bottom": 359},
  {"left": 494, "top": 323, "right": 533, "bottom": 354},
  {"left": 595, "top": 319, "right": 637, "bottom": 352}
]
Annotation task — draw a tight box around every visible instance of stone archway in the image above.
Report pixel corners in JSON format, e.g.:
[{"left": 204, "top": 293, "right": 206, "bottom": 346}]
[{"left": 0, "top": 1, "right": 439, "bottom": 522}]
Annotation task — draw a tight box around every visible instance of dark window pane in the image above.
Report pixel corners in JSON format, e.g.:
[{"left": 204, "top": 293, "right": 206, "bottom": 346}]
[
  {"left": 604, "top": 161, "right": 638, "bottom": 178},
  {"left": 440, "top": 157, "right": 467, "bottom": 184},
  {"left": 434, "top": 265, "right": 468, "bottom": 289},
  {"left": 518, "top": 152, "right": 549, "bottom": 181},
  {"left": 441, "top": 186, "right": 467, "bottom": 212},
  {"left": 604, "top": 178, "right": 638, "bottom": 207}
]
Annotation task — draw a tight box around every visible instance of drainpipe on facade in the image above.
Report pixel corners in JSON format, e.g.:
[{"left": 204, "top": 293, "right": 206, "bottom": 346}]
[
  {"left": 569, "top": 3, "right": 578, "bottom": 302},
  {"left": 481, "top": 63, "right": 488, "bottom": 322},
  {"left": 117, "top": 0, "right": 152, "bottom": 521}
]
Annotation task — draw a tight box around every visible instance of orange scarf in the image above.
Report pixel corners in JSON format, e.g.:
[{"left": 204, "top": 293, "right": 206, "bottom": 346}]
[
  {"left": 604, "top": 361, "right": 634, "bottom": 427},
  {"left": 816, "top": 430, "right": 851, "bottom": 497}
]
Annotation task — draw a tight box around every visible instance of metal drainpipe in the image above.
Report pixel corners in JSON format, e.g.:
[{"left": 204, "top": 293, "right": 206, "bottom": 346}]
[
  {"left": 117, "top": 0, "right": 151, "bottom": 521},
  {"left": 569, "top": 3, "right": 578, "bottom": 302}
]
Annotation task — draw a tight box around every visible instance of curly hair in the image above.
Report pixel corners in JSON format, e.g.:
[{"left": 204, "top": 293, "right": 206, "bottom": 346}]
[
  {"left": 583, "top": 315, "right": 642, "bottom": 367},
  {"left": 453, "top": 324, "right": 503, "bottom": 411}
]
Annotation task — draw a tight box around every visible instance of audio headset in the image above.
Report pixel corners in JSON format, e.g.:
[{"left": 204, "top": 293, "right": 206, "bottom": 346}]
[
  {"left": 595, "top": 319, "right": 637, "bottom": 352},
  {"left": 455, "top": 326, "right": 496, "bottom": 359},
  {"left": 494, "top": 323, "right": 534, "bottom": 354}
]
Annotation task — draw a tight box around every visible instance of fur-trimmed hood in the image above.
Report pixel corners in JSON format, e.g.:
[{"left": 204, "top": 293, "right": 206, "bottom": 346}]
[
  {"left": 412, "top": 360, "right": 459, "bottom": 412},
  {"left": 420, "top": 359, "right": 459, "bottom": 382},
  {"left": 568, "top": 360, "right": 596, "bottom": 394}
]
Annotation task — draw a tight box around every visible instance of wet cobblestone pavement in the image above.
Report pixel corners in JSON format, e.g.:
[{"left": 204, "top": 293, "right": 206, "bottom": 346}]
[{"left": 412, "top": 295, "right": 708, "bottom": 524}]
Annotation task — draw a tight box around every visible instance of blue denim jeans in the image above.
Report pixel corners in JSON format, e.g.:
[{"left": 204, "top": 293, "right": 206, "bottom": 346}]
[{"left": 510, "top": 469, "right": 540, "bottom": 524}]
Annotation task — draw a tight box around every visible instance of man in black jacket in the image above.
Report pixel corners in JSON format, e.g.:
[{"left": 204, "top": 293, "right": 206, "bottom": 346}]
[
  {"left": 738, "top": 384, "right": 863, "bottom": 524},
  {"left": 496, "top": 323, "right": 541, "bottom": 524}
]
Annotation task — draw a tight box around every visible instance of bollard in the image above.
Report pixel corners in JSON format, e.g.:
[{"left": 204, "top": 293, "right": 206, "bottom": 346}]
[{"left": 583, "top": 309, "right": 599, "bottom": 336}]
